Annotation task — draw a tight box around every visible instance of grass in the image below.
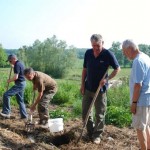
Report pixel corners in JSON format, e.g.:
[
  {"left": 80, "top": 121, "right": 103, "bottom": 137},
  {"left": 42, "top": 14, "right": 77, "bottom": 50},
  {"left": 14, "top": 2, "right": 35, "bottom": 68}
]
[
  {"left": 0, "top": 66, "right": 132, "bottom": 127},
  {"left": 65, "top": 58, "right": 131, "bottom": 80}
]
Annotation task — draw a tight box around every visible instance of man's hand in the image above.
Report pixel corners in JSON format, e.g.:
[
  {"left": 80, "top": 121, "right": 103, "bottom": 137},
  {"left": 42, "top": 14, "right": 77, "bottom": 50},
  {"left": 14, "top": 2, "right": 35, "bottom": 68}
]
[
  {"left": 30, "top": 104, "right": 36, "bottom": 112},
  {"left": 130, "top": 103, "right": 137, "bottom": 114},
  {"left": 100, "top": 78, "right": 107, "bottom": 87},
  {"left": 80, "top": 85, "right": 85, "bottom": 95},
  {"left": 7, "top": 79, "right": 11, "bottom": 83}
]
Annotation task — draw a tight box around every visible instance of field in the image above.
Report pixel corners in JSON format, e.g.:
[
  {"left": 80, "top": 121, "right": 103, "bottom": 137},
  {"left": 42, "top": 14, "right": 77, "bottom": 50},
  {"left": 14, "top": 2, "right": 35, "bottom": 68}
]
[{"left": 0, "top": 67, "right": 140, "bottom": 150}]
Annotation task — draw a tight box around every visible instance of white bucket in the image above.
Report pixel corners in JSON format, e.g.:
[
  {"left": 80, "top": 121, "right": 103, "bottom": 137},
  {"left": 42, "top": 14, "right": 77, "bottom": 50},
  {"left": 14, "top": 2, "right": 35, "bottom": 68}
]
[{"left": 48, "top": 118, "right": 64, "bottom": 133}]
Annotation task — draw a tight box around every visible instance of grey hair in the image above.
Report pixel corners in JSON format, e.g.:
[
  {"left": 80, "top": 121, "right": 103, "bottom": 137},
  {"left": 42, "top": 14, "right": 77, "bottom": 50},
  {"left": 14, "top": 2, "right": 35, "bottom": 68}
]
[
  {"left": 24, "top": 67, "right": 34, "bottom": 75},
  {"left": 122, "top": 39, "right": 138, "bottom": 51},
  {"left": 90, "top": 34, "right": 103, "bottom": 42}
]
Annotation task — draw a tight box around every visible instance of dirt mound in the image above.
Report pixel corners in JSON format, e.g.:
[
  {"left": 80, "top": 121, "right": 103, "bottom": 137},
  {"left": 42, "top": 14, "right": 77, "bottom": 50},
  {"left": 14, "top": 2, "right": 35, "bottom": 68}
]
[{"left": 0, "top": 107, "right": 139, "bottom": 150}]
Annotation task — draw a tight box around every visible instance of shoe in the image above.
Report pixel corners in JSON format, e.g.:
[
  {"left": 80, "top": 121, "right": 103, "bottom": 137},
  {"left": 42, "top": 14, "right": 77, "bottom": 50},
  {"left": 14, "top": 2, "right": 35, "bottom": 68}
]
[
  {"left": 40, "top": 124, "right": 49, "bottom": 129},
  {"left": 0, "top": 112, "right": 10, "bottom": 119},
  {"left": 92, "top": 137, "right": 101, "bottom": 144},
  {"left": 40, "top": 122, "right": 49, "bottom": 129}
]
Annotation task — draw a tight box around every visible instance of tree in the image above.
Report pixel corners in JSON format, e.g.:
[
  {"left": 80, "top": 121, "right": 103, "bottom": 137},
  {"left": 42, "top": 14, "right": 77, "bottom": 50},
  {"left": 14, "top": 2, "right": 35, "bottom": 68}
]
[
  {"left": 110, "top": 41, "right": 132, "bottom": 67},
  {"left": 138, "top": 44, "right": 150, "bottom": 56},
  {"left": 0, "top": 44, "right": 7, "bottom": 67},
  {"left": 17, "top": 35, "right": 77, "bottom": 78}
]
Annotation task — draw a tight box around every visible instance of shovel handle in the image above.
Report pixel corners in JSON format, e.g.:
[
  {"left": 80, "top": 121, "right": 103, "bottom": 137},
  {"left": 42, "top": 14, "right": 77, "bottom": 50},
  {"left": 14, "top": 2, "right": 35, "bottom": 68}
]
[
  {"left": 30, "top": 114, "right": 33, "bottom": 123},
  {"left": 6, "top": 67, "right": 13, "bottom": 91}
]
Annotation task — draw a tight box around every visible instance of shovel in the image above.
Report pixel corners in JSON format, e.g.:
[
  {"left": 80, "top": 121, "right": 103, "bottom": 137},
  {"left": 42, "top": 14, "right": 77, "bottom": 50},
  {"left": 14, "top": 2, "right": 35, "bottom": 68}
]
[
  {"left": 25, "top": 91, "right": 36, "bottom": 132},
  {"left": 6, "top": 66, "right": 13, "bottom": 90},
  {"left": 76, "top": 67, "right": 109, "bottom": 144}
]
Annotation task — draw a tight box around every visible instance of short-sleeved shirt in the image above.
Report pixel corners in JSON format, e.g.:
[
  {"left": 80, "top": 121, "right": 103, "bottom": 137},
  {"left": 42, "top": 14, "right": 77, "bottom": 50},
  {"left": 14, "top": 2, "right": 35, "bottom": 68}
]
[
  {"left": 83, "top": 48, "right": 120, "bottom": 92},
  {"left": 32, "top": 71, "right": 57, "bottom": 92},
  {"left": 130, "top": 52, "right": 150, "bottom": 106},
  {"left": 14, "top": 60, "right": 25, "bottom": 83}
]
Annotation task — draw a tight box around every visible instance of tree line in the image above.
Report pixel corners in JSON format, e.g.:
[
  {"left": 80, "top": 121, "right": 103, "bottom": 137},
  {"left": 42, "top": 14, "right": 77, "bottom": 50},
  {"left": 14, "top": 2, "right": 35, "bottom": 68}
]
[
  {"left": 0, "top": 36, "right": 150, "bottom": 77},
  {"left": 77, "top": 42, "right": 150, "bottom": 67}
]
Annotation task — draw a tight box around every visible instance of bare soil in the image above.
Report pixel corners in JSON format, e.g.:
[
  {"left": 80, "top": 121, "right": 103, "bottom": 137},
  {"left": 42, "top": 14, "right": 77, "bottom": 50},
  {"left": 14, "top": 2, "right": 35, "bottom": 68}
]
[{"left": 0, "top": 106, "right": 139, "bottom": 150}]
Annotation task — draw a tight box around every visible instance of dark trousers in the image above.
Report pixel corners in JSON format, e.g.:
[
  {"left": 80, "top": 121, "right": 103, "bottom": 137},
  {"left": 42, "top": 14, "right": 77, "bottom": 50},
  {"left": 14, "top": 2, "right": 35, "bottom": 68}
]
[{"left": 82, "top": 89, "right": 107, "bottom": 138}]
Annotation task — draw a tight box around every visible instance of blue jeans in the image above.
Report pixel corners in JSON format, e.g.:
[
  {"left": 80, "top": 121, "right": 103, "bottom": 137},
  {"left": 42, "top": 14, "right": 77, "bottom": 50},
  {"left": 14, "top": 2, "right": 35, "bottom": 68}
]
[{"left": 2, "top": 81, "right": 27, "bottom": 118}]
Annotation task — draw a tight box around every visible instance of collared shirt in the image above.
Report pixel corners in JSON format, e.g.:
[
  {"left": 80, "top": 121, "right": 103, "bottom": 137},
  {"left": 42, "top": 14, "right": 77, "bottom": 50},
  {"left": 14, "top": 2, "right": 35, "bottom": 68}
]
[
  {"left": 83, "top": 48, "right": 120, "bottom": 92},
  {"left": 32, "top": 71, "right": 57, "bottom": 92},
  {"left": 130, "top": 52, "right": 150, "bottom": 106}
]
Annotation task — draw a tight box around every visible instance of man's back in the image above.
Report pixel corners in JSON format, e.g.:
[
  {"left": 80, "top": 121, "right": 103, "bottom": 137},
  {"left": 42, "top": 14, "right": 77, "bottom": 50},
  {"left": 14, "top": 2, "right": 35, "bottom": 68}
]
[{"left": 32, "top": 71, "right": 57, "bottom": 92}]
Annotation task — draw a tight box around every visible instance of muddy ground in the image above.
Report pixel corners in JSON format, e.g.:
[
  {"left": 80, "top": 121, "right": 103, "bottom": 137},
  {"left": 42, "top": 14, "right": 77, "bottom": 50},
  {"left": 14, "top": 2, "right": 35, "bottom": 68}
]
[{"left": 0, "top": 106, "right": 139, "bottom": 150}]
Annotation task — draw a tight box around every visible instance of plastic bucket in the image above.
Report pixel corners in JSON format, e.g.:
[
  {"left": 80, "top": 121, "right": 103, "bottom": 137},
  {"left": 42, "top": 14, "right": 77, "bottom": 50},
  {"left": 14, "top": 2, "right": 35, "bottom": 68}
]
[{"left": 48, "top": 118, "right": 64, "bottom": 132}]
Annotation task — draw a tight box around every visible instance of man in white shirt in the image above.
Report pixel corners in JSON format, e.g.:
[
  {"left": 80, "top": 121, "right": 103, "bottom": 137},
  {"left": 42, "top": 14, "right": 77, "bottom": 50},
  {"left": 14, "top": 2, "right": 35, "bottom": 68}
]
[{"left": 122, "top": 39, "right": 150, "bottom": 150}]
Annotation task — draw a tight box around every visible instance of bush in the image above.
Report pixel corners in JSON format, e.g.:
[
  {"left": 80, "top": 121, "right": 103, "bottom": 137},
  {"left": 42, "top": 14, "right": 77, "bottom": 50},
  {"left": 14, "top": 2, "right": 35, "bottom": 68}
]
[
  {"left": 106, "top": 106, "right": 131, "bottom": 127},
  {"left": 52, "top": 80, "right": 81, "bottom": 105},
  {"left": 72, "top": 99, "right": 82, "bottom": 117},
  {"left": 106, "top": 84, "right": 131, "bottom": 127},
  {"left": 49, "top": 108, "right": 72, "bottom": 120},
  {"left": 107, "top": 84, "right": 130, "bottom": 109}
]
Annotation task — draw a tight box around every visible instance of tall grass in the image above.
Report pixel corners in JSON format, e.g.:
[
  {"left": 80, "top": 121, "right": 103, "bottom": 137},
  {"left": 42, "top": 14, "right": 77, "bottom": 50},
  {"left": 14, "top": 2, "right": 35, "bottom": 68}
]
[
  {"left": 106, "top": 82, "right": 131, "bottom": 127},
  {"left": 0, "top": 67, "right": 132, "bottom": 127}
]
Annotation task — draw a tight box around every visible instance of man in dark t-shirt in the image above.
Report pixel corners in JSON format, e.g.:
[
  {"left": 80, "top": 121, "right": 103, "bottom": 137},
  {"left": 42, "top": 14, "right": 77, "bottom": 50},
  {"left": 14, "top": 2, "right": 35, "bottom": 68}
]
[
  {"left": 24, "top": 67, "right": 57, "bottom": 127},
  {"left": 0, "top": 54, "right": 27, "bottom": 119},
  {"left": 80, "top": 34, "right": 120, "bottom": 144}
]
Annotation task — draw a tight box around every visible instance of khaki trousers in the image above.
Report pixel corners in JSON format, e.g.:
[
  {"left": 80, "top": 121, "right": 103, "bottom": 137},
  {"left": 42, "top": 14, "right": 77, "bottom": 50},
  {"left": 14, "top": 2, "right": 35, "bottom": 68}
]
[
  {"left": 38, "top": 89, "right": 56, "bottom": 124},
  {"left": 82, "top": 89, "right": 107, "bottom": 138}
]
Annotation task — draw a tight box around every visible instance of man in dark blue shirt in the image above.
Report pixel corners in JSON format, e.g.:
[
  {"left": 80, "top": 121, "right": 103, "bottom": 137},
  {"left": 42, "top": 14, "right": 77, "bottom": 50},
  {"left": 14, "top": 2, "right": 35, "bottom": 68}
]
[
  {"left": 80, "top": 34, "right": 120, "bottom": 144},
  {"left": 0, "top": 54, "right": 27, "bottom": 120}
]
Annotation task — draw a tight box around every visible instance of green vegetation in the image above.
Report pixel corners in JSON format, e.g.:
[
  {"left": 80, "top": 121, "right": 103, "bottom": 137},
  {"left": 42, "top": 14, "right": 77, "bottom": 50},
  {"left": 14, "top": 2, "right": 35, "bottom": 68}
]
[
  {"left": 106, "top": 84, "right": 131, "bottom": 127},
  {"left": 0, "top": 44, "right": 7, "bottom": 67},
  {"left": 1, "top": 36, "right": 150, "bottom": 128},
  {"left": 17, "top": 36, "right": 77, "bottom": 78},
  {"left": 0, "top": 67, "right": 132, "bottom": 127},
  {"left": 49, "top": 108, "right": 72, "bottom": 121}
]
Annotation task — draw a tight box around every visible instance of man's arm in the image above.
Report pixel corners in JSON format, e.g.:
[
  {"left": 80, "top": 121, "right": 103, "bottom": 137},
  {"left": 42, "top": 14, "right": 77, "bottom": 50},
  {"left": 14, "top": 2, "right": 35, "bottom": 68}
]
[
  {"left": 107, "top": 67, "right": 121, "bottom": 80},
  {"left": 7, "top": 74, "right": 18, "bottom": 83},
  {"left": 100, "top": 67, "right": 121, "bottom": 86},
  {"left": 131, "top": 83, "right": 142, "bottom": 114},
  {"left": 80, "top": 68, "right": 87, "bottom": 95},
  {"left": 30, "top": 91, "right": 43, "bottom": 112}
]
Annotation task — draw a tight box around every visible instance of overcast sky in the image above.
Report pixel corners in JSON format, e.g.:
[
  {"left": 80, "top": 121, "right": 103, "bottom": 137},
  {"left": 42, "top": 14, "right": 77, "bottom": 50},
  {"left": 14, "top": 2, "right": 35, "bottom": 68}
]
[{"left": 0, "top": 0, "right": 150, "bottom": 49}]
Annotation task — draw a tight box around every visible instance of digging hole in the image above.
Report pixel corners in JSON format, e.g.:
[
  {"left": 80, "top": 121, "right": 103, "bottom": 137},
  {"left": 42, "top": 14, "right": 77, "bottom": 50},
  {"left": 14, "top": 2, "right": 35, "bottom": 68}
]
[{"left": 51, "top": 133, "right": 72, "bottom": 146}]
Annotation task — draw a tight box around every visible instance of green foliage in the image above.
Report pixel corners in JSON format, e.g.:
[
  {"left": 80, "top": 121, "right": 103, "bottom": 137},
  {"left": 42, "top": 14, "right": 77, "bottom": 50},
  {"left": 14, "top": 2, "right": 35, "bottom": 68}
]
[
  {"left": 52, "top": 80, "right": 81, "bottom": 105},
  {"left": 17, "top": 35, "right": 77, "bottom": 78},
  {"left": 49, "top": 108, "right": 72, "bottom": 120},
  {"left": 109, "top": 42, "right": 132, "bottom": 67},
  {"left": 106, "top": 106, "right": 131, "bottom": 127},
  {"left": 139, "top": 44, "right": 150, "bottom": 56},
  {"left": 24, "top": 81, "right": 34, "bottom": 104},
  {"left": 72, "top": 99, "right": 82, "bottom": 117},
  {"left": 107, "top": 83, "right": 130, "bottom": 108},
  {"left": 0, "top": 68, "right": 132, "bottom": 128},
  {"left": 0, "top": 44, "right": 7, "bottom": 67},
  {"left": 106, "top": 82, "right": 131, "bottom": 127}
]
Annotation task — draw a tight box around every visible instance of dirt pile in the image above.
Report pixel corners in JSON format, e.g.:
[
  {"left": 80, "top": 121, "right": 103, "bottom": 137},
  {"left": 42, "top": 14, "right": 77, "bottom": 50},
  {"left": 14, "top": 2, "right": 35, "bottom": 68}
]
[{"left": 0, "top": 107, "right": 139, "bottom": 150}]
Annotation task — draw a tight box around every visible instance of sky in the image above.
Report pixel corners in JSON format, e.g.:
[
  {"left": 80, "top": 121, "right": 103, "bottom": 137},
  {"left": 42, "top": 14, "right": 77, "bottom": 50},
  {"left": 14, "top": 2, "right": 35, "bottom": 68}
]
[{"left": 0, "top": 0, "right": 150, "bottom": 49}]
